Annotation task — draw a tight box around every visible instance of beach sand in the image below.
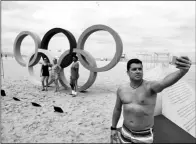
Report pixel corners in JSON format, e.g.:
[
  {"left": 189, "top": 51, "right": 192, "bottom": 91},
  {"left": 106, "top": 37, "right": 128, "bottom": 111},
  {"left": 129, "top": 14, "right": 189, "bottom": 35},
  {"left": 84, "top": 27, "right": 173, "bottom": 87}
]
[
  {"left": 1, "top": 78, "right": 114, "bottom": 143},
  {"left": 1, "top": 58, "right": 195, "bottom": 143}
]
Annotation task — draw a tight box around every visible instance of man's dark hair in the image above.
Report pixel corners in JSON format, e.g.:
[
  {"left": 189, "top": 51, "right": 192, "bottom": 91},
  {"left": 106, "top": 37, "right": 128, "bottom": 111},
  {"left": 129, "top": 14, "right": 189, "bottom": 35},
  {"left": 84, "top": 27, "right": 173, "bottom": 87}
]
[{"left": 127, "top": 58, "right": 142, "bottom": 71}]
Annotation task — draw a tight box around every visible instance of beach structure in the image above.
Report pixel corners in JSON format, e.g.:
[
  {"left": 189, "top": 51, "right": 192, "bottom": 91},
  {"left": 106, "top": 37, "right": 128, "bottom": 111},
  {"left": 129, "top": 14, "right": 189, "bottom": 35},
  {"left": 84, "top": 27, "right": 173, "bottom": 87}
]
[
  {"left": 13, "top": 25, "right": 123, "bottom": 92},
  {"left": 120, "top": 53, "right": 127, "bottom": 61},
  {"left": 154, "top": 52, "right": 170, "bottom": 67},
  {"left": 137, "top": 52, "right": 154, "bottom": 69}
]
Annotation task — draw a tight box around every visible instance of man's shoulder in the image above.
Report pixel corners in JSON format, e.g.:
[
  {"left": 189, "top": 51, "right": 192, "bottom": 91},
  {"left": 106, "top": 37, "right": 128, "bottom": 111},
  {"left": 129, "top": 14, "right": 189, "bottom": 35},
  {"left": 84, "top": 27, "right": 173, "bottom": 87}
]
[
  {"left": 145, "top": 79, "right": 162, "bottom": 87},
  {"left": 117, "top": 83, "right": 129, "bottom": 92},
  {"left": 143, "top": 79, "right": 155, "bottom": 86},
  {"left": 142, "top": 80, "right": 154, "bottom": 90},
  {"left": 142, "top": 79, "right": 149, "bottom": 84},
  {"left": 143, "top": 79, "right": 160, "bottom": 93}
]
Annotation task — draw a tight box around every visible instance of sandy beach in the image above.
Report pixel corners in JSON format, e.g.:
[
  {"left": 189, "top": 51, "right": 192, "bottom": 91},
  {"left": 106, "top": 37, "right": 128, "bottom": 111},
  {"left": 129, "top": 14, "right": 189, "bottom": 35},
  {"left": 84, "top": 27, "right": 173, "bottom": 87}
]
[{"left": 1, "top": 58, "right": 195, "bottom": 143}]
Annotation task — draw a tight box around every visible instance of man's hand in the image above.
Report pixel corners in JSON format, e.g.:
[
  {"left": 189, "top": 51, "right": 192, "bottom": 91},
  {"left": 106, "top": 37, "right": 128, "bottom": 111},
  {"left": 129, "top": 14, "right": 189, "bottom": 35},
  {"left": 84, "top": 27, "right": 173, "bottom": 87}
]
[
  {"left": 110, "top": 130, "right": 120, "bottom": 143},
  {"left": 175, "top": 56, "right": 191, "bottom": 73},
  {"left": 150, "top": 56, "right": 192, "bottom": 93}
]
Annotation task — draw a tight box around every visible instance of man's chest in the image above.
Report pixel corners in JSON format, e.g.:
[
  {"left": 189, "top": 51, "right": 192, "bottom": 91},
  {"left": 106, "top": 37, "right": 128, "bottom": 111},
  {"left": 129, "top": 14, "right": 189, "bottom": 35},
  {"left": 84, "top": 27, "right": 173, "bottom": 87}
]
[{"left": 120, "top": 88, "right": 156, "bottom": 105}]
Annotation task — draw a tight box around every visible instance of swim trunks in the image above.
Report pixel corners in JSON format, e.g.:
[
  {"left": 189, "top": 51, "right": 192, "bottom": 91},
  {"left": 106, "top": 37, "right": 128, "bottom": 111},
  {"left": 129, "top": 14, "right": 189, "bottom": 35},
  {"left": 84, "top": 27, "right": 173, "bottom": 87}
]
[
  {"left": 70, "top": 76, "right": 78, "bottom": 86},
  {"left": 118, "top": 124, "right": 154, "bottom": 143}
]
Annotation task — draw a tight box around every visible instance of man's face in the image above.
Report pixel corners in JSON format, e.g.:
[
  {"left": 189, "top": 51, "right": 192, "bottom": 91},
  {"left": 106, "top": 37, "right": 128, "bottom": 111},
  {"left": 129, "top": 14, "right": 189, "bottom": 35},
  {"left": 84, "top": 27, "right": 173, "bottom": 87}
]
[{"left": 127, "top": 63, "right": 143, "bottom": 81}]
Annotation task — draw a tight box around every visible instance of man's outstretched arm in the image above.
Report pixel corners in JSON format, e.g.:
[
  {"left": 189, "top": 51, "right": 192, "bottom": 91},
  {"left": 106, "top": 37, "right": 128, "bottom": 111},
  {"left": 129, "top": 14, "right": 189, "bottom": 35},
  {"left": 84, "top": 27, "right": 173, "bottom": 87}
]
[{"left": 150, "top": 56, "right": 192, "bottom": 93}]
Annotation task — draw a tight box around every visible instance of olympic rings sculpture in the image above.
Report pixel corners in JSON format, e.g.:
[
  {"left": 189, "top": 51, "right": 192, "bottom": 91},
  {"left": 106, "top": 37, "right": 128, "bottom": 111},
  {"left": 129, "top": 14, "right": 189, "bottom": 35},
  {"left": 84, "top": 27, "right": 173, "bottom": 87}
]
[{"left": 13, "top": 25, "right": 123, "bottom": 92}]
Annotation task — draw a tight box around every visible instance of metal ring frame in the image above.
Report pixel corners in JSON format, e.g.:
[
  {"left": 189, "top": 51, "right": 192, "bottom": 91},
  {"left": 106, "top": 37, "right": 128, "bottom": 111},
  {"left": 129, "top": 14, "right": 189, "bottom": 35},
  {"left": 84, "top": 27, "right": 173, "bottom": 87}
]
[{"left": 13, "top": 25, "right": 123, "bottom": 92}]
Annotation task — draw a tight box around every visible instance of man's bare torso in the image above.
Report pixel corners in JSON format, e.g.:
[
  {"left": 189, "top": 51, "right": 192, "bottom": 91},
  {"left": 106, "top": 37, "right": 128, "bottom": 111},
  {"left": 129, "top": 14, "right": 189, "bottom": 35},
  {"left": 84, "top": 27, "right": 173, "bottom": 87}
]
[
  {"left": 119, "top": 80, "right": 157, "bottom": 131},
  {"left": 71, "top": 62, "right": 79, "bottom": 79}
]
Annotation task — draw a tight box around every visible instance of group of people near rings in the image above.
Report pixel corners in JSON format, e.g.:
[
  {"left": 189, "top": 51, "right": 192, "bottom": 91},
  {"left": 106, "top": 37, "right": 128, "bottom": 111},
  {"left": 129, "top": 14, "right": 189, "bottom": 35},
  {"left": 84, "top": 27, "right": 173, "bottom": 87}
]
[
  {"left": 40, "top": 54, "right": 192, "bottom": 143},
  {"left": 40, "top": 55, "right": 79, "bottom": 97}
]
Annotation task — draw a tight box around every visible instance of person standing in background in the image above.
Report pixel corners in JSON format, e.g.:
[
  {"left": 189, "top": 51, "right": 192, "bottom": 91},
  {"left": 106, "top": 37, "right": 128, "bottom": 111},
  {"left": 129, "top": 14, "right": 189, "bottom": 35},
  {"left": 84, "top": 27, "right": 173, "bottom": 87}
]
[
  {"left": 70, "top": 55, "right": 79, "bottom": 97},
  {"left": 40, "top": 58, "right": 52, "bottom": 91},
  {"left": 50, "top": 58, "right": 61, "bottom": 92}
]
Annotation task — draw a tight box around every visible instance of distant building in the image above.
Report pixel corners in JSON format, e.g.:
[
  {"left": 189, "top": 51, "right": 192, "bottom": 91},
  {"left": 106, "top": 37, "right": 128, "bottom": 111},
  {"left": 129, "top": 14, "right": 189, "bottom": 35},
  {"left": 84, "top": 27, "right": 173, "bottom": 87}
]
[
  {"left": 120, "top": 54, "right": 127, "bottom": 61},
  {"left": 121, "top": 54, "right": 126, "bottom": 58}
]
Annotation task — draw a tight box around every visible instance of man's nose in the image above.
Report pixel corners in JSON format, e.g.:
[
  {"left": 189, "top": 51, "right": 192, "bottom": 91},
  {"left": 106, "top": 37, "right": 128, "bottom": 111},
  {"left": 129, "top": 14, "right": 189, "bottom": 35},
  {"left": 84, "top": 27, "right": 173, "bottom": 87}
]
[{"left": 136, "top": 69, "right": 141, "bottom": 73}]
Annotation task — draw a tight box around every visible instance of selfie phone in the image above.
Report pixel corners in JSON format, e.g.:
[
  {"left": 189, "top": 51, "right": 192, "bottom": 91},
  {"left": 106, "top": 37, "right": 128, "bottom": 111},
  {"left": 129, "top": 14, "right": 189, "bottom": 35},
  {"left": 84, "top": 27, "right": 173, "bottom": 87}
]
[{"left": 170, "top": 56, "right": 177, "bottom": 65}]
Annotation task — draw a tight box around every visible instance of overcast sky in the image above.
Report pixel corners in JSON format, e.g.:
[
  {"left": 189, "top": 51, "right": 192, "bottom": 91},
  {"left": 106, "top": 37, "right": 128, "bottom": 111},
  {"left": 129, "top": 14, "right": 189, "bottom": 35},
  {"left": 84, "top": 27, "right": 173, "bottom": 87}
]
[{"left": 1, "top": 1, "right": 195, "bottom": 60}]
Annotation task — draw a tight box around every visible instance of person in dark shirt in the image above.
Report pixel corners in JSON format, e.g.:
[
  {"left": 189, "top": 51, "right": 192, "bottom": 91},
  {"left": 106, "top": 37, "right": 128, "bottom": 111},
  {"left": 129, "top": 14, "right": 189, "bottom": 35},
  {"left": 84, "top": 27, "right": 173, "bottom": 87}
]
[{"left": 40, "top": 58, "right": 52, "bottom": 91}]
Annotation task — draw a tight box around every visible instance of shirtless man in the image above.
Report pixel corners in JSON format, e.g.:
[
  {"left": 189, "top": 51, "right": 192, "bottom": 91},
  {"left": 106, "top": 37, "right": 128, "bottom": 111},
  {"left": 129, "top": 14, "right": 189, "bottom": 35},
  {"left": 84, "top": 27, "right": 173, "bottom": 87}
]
[
  {"left": 111, "top": 56, "right": 191, "bottom": 143},
  {"left": 70, "top": 55, "right": 79, "bottom": 97}
]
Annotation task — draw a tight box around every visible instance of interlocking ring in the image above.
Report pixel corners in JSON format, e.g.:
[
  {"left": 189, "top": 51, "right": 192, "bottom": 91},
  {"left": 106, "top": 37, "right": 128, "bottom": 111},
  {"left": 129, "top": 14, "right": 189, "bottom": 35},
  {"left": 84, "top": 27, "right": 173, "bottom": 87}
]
[
  {"left": 40, "top": 28, "right": 77, "bottom": 68},
  {"left": 77, "top": 24, "right": 123, "bottom": 72},
  {"left": 13, "top": 25, "right": 123, "bottom": 92},
  {"left": 13, "top": 31, "right": 41, "bottom": 67}
]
